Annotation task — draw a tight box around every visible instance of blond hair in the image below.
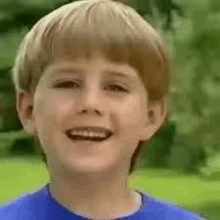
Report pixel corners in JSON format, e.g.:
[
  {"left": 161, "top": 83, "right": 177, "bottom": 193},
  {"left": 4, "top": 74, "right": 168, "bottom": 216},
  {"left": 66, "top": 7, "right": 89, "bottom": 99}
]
[{"left": 12, "top": 0, "right": 172, "bottom": 175}]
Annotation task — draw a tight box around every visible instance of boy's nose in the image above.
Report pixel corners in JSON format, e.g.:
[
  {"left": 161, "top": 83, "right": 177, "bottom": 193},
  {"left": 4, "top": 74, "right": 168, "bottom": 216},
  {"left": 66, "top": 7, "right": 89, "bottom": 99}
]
[
  {"left": 78, "top": 108, "right": 102, "bottom": 116},
  {"left": 81, "top": 86, "right": 101, "bottom": 104},
  {"left": 77, "top": 86, "right": 104, "bottom": 115}
]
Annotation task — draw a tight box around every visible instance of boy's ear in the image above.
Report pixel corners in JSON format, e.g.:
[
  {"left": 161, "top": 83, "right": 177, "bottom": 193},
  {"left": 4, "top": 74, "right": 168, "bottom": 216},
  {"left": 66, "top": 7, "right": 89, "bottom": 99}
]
[
  {"left": 140, "top": 98, "right": 167, "bottom": 141},
  {"left": 16, "top": 91, "right": 36, "bottom": 135}
]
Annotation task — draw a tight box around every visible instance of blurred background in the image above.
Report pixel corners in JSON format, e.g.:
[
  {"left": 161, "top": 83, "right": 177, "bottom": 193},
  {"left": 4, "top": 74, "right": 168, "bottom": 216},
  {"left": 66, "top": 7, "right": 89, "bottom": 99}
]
[{"left": 0, "top": 0, "right": 219, "bottom": 219}]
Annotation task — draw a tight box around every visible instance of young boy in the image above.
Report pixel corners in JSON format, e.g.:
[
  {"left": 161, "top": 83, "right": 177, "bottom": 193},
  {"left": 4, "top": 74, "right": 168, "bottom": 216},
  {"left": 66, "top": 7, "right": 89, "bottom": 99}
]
[{"left": 1, "top": 0, "right": 205, "bottom": 219}]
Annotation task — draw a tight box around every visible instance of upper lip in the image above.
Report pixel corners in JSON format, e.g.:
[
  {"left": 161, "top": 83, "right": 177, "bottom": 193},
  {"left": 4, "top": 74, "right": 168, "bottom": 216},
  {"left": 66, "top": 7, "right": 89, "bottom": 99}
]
[{"left": 66, "top": 126, "right": 113, "bottom": 135}]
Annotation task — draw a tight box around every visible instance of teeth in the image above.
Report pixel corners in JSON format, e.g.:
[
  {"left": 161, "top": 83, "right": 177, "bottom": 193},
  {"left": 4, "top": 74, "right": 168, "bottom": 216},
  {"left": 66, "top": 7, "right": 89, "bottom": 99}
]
[{"left": 70, "top": 130, "right": 107, "bottom": 138}]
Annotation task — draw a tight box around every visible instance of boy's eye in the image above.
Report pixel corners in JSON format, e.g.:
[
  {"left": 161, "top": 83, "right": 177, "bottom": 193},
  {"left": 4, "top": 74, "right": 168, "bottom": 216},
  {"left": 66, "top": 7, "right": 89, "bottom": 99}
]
[
  {"left": 107, "top": 84, "right": 127, "bottom": 92},
  {"left": 54, "top": 81, "right": 128, "bottom": 92},
  {"left": 54, "top": 81, "right": 78, "bottom": 88}
]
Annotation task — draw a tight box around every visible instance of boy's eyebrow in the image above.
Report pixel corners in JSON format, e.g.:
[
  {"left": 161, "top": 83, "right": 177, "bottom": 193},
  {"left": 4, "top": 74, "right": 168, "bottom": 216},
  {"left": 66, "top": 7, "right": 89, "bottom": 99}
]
[
  {"left": 49, "top": 66, "right": 136, "bottom": 80},
  {"left": 105, "top": 70, "right": 133, "bottom": 79}
]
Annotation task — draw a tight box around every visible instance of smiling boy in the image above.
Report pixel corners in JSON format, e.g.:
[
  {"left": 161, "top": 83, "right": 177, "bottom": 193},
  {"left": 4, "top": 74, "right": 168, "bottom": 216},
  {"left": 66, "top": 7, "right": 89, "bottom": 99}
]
[{"left": 1, "top": 0, "right": 205, "bottom": 219}]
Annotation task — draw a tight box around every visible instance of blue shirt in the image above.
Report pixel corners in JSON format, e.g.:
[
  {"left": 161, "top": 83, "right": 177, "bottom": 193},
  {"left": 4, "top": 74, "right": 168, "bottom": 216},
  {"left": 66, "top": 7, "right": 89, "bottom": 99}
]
[{"left": 0, "top": 184, "right": 206, "bottom": 219}]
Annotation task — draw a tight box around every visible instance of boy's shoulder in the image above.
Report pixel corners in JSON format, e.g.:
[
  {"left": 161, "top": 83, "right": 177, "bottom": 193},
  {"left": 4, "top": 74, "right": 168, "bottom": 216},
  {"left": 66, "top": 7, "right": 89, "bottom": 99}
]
[
  {"left": 0, "top": 186, "right": 51, "bottom": 220},
  {"left": 140, "top": 191, "right": 206, "bottom": 220}
]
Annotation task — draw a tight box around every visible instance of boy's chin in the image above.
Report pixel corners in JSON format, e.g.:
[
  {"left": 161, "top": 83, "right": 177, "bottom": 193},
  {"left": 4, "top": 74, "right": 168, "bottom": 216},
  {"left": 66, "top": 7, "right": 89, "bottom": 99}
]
[{"left": 54, "top": 155, "right": 123, "bottom": 177}]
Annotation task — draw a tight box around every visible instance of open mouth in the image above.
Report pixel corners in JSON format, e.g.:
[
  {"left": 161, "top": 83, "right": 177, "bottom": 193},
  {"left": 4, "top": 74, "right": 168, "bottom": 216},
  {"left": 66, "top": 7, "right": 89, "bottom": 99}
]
[{"left": 66, "top": 132, "right": 113, "bottom": 142}]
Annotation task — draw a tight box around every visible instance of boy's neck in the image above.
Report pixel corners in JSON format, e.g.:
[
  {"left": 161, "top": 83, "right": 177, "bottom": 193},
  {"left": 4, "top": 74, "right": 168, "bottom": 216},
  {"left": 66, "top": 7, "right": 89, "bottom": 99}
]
[{"left": 49, "top": 173, "right": 142, "bottom": 219}]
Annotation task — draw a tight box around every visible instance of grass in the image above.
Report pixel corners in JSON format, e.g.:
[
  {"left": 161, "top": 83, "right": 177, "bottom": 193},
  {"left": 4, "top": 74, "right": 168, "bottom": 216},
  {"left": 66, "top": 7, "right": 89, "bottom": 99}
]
[
  {"left": 130, "top": 169, "right": 220, "bottom": 219},
  {"left": 0, "top": 156, "right": 49, "bottom": 202},
  {"left": 1, "top": 157, "right": 220, "bottom": 219}
]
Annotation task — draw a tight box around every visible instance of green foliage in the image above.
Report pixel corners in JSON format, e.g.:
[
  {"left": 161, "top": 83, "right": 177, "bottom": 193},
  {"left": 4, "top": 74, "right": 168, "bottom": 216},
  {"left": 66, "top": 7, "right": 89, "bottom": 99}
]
[
  {"left": 169, "top": 1, "right": 220, "bottom": 163},
  {"left": 141, "top": 126, "right": 209, "bottom": 174},
  {"left": 0, "top": 28, "right": 29, "bottom": 69},
  {"left": 9, "top": 136, "right": 37, "bottom": 155},
  {"left": 209, "top": 0, "right": 220, "bottom": 13},
  {"left": 168, "top": 134, "right": 207, "bottom": 173},
  {"left": 189, "top": 29, "right": 220, "bottom": 54},
  {"left": 129, "top": 0, "right": 185, "bottom": 31},
  {"left": 128, "top": 0, "right": 153, "bottom": 17},
  {"left": 0, "top": 130, "right": 39, "bottom": 158},
  {"left": 0, "top": 96, "right": 22, "bottom": 132},
  {"left": 142, "top": 121, "right": 176, "bottom": 168}
]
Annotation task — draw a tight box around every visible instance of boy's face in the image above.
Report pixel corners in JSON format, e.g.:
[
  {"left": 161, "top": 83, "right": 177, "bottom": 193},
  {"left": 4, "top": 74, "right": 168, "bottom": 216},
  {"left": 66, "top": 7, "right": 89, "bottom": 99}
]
[{"left": 18, "top": 50, "right": 165, "bottom": 175}]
